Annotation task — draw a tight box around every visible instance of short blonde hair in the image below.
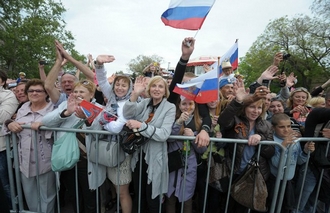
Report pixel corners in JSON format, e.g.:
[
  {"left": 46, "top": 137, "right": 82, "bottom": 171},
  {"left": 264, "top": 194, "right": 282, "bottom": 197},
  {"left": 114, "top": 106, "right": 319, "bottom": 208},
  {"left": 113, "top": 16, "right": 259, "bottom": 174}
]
[
  {"left": 146, "top": 76, "right": 170, "bottom": 98},
  {"left": 308, "top": 96, "right": 325, "bottom": 108},
  {"left": 73, "top": 79, "right": 96, "bottom": 95}
]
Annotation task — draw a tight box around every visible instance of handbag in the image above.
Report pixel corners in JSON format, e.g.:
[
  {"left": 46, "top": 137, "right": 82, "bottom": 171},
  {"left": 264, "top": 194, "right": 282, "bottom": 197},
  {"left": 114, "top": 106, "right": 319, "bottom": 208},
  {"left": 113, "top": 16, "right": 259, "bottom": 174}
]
[
  {"left": 208, "top": 153, "right": 230, "bottom": 192},
  {"left": 89, "top": 136, "right": 125, "bottom": 167},
  {"left": 51, "top": 120, "right": 85, "bottom": 172},
  {"left": 119, "top": 125, "right": 156, "bottom": 154},
  {"left": 168, "top": 148, "right": 185, "bottom": 173},
  {"left": 231, "top": 158, "right": 268, "bottom": 212}
]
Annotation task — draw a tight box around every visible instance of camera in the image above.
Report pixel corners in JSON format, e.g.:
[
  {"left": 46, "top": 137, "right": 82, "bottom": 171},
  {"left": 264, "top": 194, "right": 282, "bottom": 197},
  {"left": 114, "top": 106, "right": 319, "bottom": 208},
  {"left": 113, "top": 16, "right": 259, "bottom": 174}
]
[
  {"left": 39, "top": 60, "right": 47, "bottom": 65},
  {"left": 262, "top": 79, "right": 270, "bottom": 87},
  {"left": 283, "top": 53, "right": 291, "bottom": 61}
]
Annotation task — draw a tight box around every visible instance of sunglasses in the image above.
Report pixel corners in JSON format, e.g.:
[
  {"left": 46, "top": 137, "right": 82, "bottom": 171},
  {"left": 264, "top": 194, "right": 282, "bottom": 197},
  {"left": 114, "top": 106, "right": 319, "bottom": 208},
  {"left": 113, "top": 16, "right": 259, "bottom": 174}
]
[
  {"left": 292, "top": 87, "right": 308, "bottom": 93},
  {"left": 81, "top": 80, "right": 90, "bottom": 85},
  {"left": 27, "top": 89, "right": 45, "bottom": 93}
]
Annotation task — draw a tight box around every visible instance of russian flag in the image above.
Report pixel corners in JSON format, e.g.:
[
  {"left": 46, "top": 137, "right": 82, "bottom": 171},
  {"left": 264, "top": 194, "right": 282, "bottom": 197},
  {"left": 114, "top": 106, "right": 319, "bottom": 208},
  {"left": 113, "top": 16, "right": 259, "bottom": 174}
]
[
  {"left": 219, "top": 41, "right": 238, "bottom": 76},
  {"left": 161, "top": 0, "right": 216, "bottom": 30},
  {"left": 173, "top": 63, "right": 219, "bottom": 103}
]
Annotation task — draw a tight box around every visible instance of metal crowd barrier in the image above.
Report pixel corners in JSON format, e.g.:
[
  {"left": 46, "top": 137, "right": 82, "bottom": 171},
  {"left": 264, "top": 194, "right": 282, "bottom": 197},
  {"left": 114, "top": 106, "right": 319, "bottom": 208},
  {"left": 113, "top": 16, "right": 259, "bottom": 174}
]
[{"left": 1, "top": 125, "right": 329, "bottom": 213}]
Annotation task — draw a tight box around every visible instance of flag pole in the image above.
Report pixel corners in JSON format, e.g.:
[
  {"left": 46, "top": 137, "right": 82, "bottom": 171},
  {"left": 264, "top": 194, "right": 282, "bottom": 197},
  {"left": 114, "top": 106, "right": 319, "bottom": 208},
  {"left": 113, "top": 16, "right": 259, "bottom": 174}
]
[
  {"left": 193, "top": 29, "right": 200, "bottom": 39},
  {"left": 234, "top": 39, "right": 239, "bottom": 75},
  {"left": 185, "top": 29, "right": 200, "bottom": 47},
  {"left": 217, "top": 56, "right": 220, "bottom": 101}
]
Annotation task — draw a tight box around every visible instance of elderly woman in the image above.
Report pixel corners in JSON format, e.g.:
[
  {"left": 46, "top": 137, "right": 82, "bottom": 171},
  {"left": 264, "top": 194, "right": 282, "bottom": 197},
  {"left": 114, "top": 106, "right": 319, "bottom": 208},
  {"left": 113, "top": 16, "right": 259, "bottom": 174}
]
[
  {"left": 218, "top": 80, "right": 275, "bottom": 212},
  {"left": 284, "top": 87, "right": 312, "bottom": 127},
  {"left": 4, "top": 79, "right": 55, "bottom": 213},
  {"left": 41, "top": 79, "right": 99, "bottom": 213},
  {"left": 123, "top": 75, "right": 176, "bottom": 213}
]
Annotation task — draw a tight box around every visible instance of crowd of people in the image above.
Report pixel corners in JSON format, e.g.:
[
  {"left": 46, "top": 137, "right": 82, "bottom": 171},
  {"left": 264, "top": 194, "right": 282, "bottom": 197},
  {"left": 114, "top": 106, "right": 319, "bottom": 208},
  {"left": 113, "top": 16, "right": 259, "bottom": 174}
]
[{"left": 0, "top": 37, "right": 329, "bottom": 213}]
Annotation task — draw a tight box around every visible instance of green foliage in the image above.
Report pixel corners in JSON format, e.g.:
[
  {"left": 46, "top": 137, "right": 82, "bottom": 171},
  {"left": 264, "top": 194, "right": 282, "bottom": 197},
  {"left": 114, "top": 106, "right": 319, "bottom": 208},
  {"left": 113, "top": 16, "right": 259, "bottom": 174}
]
[
  {"left": 239, "top": 14, "right": 330, "bottom": 92},
  {"left": 127, "top": 54, "right": 163, "bottom": 76},
  {"left": 0, "top": 0, "right": 84, "bottom": 79}
]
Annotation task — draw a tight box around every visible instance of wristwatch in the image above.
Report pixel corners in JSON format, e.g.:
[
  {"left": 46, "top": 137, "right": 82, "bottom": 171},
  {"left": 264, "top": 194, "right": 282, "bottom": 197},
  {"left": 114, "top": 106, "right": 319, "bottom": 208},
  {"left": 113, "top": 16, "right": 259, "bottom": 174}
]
[
  {"left": 94, "top": 60, "right": 104, "bottom": 69},
  {"left": 201, "top": 125, "right": 211, "bottom": 133}
]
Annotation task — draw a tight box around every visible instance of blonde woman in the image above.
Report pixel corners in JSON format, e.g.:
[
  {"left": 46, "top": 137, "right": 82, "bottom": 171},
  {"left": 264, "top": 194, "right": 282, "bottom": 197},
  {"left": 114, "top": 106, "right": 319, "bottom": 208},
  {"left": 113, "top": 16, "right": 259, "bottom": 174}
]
[{"left": 284, "top": 87, "right": 312, "bottom": 127}]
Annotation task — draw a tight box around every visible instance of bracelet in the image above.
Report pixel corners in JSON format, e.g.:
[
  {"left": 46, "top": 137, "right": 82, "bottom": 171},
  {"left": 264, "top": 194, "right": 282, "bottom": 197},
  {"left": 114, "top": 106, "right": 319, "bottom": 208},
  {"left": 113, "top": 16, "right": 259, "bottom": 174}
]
[
  {"left": 178, "top": 58, "right": 189, "bottom": 66},
  {"left": 60, "top": 109, "right": 71, "bottom": 118}
]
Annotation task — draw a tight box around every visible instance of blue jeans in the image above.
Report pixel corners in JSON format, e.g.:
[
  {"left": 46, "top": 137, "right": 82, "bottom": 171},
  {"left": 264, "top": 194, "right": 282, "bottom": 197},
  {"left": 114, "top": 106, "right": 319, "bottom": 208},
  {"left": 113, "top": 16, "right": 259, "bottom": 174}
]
[
  {"left": 294, "top": 166, "right": 317, "bottom": 213},
  {"left": 0, "top": 150, "right": 12, "bottom": 207}
]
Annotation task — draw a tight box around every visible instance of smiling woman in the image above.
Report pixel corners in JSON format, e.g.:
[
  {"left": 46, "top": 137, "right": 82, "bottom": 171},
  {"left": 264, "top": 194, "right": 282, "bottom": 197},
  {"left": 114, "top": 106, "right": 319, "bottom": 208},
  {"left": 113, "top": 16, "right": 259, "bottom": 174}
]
[
  {"left": 40, "top": 79, "right": 99, "bottom": 212},
  {"left": 218, "top": 81, "right": 275, "bottom": 212},
  {"left": 4, "top": 79, "right": 56, "bottom": 213}
]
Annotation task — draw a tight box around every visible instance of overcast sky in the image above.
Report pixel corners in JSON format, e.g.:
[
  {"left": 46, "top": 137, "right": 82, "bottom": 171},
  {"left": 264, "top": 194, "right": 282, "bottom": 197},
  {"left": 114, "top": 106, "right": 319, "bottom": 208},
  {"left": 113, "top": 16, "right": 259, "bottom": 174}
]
[{"left": 61, "top": 0, "right": 313, "bottom": 75}]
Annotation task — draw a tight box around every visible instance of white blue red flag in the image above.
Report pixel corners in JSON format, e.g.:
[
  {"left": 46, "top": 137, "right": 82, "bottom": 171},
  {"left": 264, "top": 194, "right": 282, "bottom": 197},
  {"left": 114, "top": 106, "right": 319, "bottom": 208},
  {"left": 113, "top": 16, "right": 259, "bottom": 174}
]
[
  {"left": 173, "top": 62, "right": 219, "bottom": 103},
  {"left": 161, "top": 0, "right": 216, "bottom": 30},
  {"left": 173, "top": 41, "right": 239, "bottom": 103},
  {"left": 219, "top": 41, "right": 238, "bottom": 76}
]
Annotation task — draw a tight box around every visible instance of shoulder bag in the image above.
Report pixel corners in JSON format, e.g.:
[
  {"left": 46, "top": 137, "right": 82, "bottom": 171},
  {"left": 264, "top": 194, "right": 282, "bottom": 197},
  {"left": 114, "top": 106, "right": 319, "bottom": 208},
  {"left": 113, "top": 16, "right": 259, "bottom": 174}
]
[
  {"left": 51, "top": 120, "right": 85, "bottom": 172},
  {"left": 119, "top": 125, "right": 156, "bottom": 154},
  {"left": 89, "top": 136, "right": 125, "bottom": 167},
  {"left": 208, "top": 152, "right": 230, "bottom": 192},
  {"left": 119, "top": 111, "right": 156, "bottom": 154},
  {"left": 168, "top": 142, "right": 185, "bottom": 173},
  {"left": 231, "top": 156, "right": 268, "bottom": 212}
]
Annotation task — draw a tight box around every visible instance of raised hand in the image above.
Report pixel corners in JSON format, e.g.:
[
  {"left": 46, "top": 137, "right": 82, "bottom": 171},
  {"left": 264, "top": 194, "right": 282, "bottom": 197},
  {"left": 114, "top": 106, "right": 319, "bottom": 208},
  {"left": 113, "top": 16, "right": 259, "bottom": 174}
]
[
  {"left": 55, "top": 40, "right": 71, "bottom": 60},
  {"left": 253, "top": 86, "right": 269, "bottom": 100},
  {"left": 235, "top": 78, "right": 248, "bottom": 103},
  {"left": 107, "top": 74, "right": 116, "bottom": 84},
  {"left": 286, "top": 72, "right": 297, "bottom": 87},
  {"left": 260, "top": 65, "right": 279, "bottom": 80},
  {"left": 181, "top": 37, "right": 195, "bottom": 60},
  {"left": 55, "top": 41, "right": 64, "bottom": 63},
  {"left": 133, "top": 76, "right": 146, "bottom": 95},
  {"left": 66, "top": 93, "right": 77, "bottom": 115},
  {"left": 273, "top": 52, "right": 283, "bottom": 67},
  {"left": 95, "top": 55, "right": 115, "bottom": 65}
]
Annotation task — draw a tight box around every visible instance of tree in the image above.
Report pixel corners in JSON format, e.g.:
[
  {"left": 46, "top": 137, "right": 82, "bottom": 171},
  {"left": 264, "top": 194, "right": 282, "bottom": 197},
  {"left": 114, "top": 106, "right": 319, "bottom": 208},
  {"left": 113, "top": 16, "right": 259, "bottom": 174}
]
[
  {"left": 127, "top": 54, "right": 163, "bottom": 76},
  {"left": 0, "top": 0, "right": 84, "bottom": 79},
  {"left": 311, "top": 0, "right": 330, "bottom": 20},
  {"left": 239, "top": 14, "right": 330, "bottom": 91}
]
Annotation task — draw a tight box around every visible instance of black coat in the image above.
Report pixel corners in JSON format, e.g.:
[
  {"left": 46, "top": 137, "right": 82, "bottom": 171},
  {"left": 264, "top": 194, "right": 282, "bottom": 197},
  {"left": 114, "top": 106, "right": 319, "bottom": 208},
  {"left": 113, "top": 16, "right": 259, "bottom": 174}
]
[{"left": 218, "top": 99, "right": 275, "bottom": 180}]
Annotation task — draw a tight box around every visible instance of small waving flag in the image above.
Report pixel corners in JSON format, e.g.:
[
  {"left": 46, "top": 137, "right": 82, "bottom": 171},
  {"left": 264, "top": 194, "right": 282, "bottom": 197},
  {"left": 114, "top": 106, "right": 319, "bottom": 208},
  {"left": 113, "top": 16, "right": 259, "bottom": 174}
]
[
  {"left": 80, "top": 100, "right": 103, "bottom": 124},
  {"left": 219, "top": 41, "right": 238, "bottom": 76},
  {"left": 161, "top": 0, "right": 216, "bottom": 30},
  {"left": 173, "top": 62, "right": 219, "bottom": 103}
]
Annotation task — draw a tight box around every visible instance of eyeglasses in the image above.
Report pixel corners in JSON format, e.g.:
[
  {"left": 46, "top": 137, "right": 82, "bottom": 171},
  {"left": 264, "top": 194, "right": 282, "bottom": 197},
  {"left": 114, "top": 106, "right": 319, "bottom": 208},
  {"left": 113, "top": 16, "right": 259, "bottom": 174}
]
[{"left": 27, "top": 89, "right": 45, "bottom": 93}]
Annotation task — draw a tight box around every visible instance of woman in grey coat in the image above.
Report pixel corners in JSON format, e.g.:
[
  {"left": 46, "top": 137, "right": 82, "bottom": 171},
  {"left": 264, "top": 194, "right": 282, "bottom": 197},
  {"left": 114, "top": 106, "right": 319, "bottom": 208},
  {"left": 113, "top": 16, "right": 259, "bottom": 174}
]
[{"left": 123, "top": 75, "right": 176, "bottom": 213}]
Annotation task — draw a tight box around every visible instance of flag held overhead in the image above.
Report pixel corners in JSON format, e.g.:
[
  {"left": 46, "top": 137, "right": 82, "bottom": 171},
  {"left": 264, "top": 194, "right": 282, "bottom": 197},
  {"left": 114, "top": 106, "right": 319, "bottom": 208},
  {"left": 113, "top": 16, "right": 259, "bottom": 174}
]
[{"left": 161, "top": 0, "right": 216, "bottom": 30}]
